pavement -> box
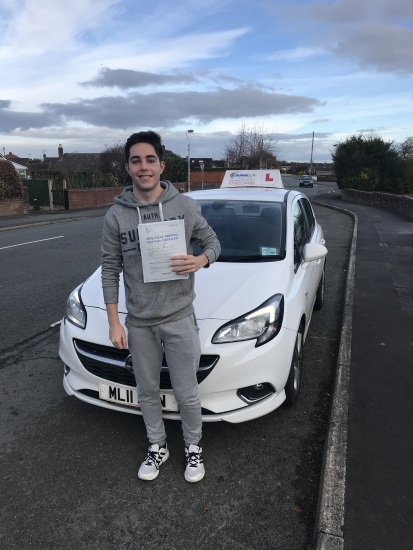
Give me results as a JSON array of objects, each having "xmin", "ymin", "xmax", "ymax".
[
  {"xmin": 313, "ymin": 194, "xmax": 413, "ymax": 550},
  {"xmin": 2, "ymin": 196, "xmax": 413, "ymax": 550},
  {"xmin": 0, "ymin": 205, "xmax": 110, "ymax": 231}
]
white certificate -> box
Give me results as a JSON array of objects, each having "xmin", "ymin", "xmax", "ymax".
[{"xmin": 138, "ymin": 219, "xmax": 189, "ymax": 283}]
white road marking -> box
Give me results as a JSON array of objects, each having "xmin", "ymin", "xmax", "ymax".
[
  {"xmin": 50, "ymin": 320, "xmax": 62, "ymax": 327},
  {"xmin": 0, "ymin": 236, "xmax": 64, "ymax": 250}
]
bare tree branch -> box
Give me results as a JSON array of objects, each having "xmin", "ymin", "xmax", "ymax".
[{"xmin": 224, "ymin": 123, "xmax": 279, "ymax": 169}]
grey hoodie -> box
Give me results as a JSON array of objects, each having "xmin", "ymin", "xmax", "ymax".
[{"xmin": 101, "ymin": 182, "xmax": 221, "ymax": 327}]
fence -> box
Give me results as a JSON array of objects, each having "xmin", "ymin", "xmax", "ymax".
[{"xmin": 24, "ymin": 180, "xmax": 50, "ymax": 207}]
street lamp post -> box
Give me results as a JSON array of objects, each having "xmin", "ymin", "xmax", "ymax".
[
  {"xmin": 199, "ymin": 160, "xmax": 204, "ymax": 189},
  {"xmin": 186, "ymin": 129, "xmax": 193, "ymax": 192}
]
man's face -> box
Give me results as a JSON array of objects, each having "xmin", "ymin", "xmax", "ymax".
[{"xmin": 125, "ymin": 142, "xmax": 165, "ymax": 195}]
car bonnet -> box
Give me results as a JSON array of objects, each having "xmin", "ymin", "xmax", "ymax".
[
  {"xmin": 80, "ymin": 262, "xmax": 291, "ymax": 321},
  {"xmin": 193, "ymin": 260, "xmax": 291, "ymax": 320}
]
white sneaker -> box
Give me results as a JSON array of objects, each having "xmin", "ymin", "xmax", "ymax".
[
  {"xmin": 138, "ymin": 443, "xmax": 169, "ymax": 481},
  {"xmin": 184, "ymin": 444, "xmax": 205, "ymax": 483}
]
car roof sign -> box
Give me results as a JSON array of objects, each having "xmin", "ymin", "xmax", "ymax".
[{"xmin": 220, "ymin": 170, "xmax": 284, "ymax": 189}]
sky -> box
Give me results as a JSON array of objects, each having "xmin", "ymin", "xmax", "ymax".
[{"xmin": 0, "ymin": 0, "xmax": 412, "ymax": 163}]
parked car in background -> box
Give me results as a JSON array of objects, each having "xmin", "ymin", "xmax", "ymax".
[
  {"xmin": 299, "ymin": 175, "xmax": 314, "ymax": 188},
  {"xmin": 59, "ymin": 173, "xmax": 327, "ymax": 423}
]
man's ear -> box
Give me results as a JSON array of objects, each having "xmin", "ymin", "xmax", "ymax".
[
  {"xmin": 160, "ymin": 161, "xmax": 165, "ymax": 173},
  {"xmin": 125, "ymin": 163, "xmax": 130, "ymax": 174}
]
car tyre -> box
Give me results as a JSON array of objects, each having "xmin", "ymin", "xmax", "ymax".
[
  {"xmin": 314, "ymin": 267, "xmax": 325, "ymax": 310},
  {"xmin": 284, "ymin": 323, "xmax": 304, "ymax": 407}
]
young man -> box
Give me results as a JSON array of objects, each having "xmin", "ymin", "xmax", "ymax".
[{"xmin": 101, "ymin": 131, "xmax": 220, "ymax": 482}]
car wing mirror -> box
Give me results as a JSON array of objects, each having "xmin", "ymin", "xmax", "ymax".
[{"xmin": 303, "ymin": 243, "xmax": 328, "ymax": 263}]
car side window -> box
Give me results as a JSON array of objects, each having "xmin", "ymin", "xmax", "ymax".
[
  {"xmin": 300, "ymin": 198, "xmax": 315, "ymax": 237},
  {"xmin": 293, "ymin": 202, "xmax": 308, "ymax": 270}
]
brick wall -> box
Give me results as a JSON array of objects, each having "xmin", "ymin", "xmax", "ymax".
[
  {"xmin": 0, "ymin": 192, "xmax": 30, "ymax": 217},
  {"xmin": 66, "ymin": 178, "xmax": 226, "ymax": 209},
  {"xmin": 190, "ymin": 171, "xmax": 225, "ymax": 188},
  {"xmin": 67, "ymin": 187, "xmax": 125, "ymax": 209},
  {"xmin": 342, "ymin": 188, "xmax": 413, "ymax": 220}
]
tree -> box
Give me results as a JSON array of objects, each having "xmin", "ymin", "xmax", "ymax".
[
  {"xmin": 293, "ymin": 163, "xmax": 309, "ymax": 175},
  {"xmin": 397, "ymin": 137, "xmax": 413, "ymax": 162},
  {"xmin": 58, "ymin": 153, "xmax": 80, "ymax": 188},
  {"xmin": 162, "ymin": 151, "xmax": 187, "ymax": 183},
  {"xmin": 332, "ymin": 133, "xmax": 411, "ymax": 193},
  {"xmin": 224, "ymin": 123, "xmax": 278, "ymax": 169},
  {"xmin": 0, "ymin": 159, "xmax": 24, "ymax": 199},
  {"xmin": 100, "ymin": 142, "xmax": 131, "ymax": 187}
]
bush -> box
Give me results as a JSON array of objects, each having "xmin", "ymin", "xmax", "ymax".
[
  {"xmin": 332, "ymin": 134, "xmax": 413, "ymax": 194},
  {"xmin": 163, "ymin": 151, "xmax": 187, "ymax": 183},
  {"xmin": 30, "ymin": 169, "xmax": 64, "ymax": 187},
  {"xmin": 0, "ymin": 160, "xmax": 24, "ymax": 198}
]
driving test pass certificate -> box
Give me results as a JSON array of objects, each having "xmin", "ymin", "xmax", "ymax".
[{"xmin": 138, "ymin": 219, "xmax": 189, "ymax": 283}]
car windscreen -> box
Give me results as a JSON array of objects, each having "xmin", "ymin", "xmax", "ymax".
[{"xmin": 193, "ymin": 199, "xmax": 285, "ymax": 262}]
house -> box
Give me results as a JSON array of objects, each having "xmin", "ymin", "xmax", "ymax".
[
  {"xmin": 0, "ymin": 153, "xmax": 29, "ymax": 178},
  {"xmin": 4, "ymin": 145, "xmax": 101, "ymax": 182},
  {"xmin": 190, "ymin": 157, "xmax": 228, "ymax": 169}
]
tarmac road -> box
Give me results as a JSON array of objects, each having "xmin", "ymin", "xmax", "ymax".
[{"xmin": 0, "ymin": 203, "xmax": 352, "ymax": 550}]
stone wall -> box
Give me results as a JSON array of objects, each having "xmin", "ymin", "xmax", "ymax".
[{"xmin": 341, "ymin": 188, "xmax": 413, "ymax": 220}]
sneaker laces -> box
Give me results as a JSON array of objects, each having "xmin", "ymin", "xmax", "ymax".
[
  {"xmin": 186, "ymin": 448, "xmax": 203, "ymax": 468},
  {"xmin": 144, "ymin": 447, "xmax": 164, "ymax": 469}
]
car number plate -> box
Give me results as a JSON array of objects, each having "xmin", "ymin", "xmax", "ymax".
[{"xmin": 99, "ymin": 383, "xmax": 178, "ymax": 412}]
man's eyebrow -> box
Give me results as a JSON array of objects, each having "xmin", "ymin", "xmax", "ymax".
[{"xmin": 129, "ymin": 154, "xmax": 158, "ymax": 161}]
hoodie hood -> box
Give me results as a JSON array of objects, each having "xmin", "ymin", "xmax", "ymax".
[{"xmin": 114, "ymin": 180, "xmax": 178, "ymax": 209}]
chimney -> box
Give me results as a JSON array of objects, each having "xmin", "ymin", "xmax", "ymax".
[{"xmin": 58, "ymin": 144, "xmax": 63, "ymax": 160}]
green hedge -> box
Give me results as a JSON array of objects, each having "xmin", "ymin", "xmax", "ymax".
[{"xmin": 0, "ymin": 160, "xmax": 24, "ymax": 198}]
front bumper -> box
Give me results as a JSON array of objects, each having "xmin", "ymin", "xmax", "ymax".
[
  {"xmin": 59, "ymin": 309, "xmax": 296, "ymax": 423},
  {"xmin": 63, "ymin": 374, "xmax": 286, "ymax": 423}
]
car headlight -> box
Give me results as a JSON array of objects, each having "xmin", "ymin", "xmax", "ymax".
[
  {"xmin": 212, "ymin": 294, "xmax": 284, "ymax": 347},
  {"xmin": 65, "ymin": 284, "xmax": 87, "ymax": 329}
]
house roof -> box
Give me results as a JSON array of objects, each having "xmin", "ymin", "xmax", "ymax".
[
  {"xmin": 0, "ymin": 154, "xmax": 27, "ymax": 171},
  {"xmin": 11, "ymin": 161, "xmax": 28, "ymax": 171}
]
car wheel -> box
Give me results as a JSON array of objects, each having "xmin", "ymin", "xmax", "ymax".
[
  {"xmin": 284, "ymin": 323, "xmax": 304, "ymax": 407},
  {"xmin": 314, "ymin": 267, "xmax": 325, "ymax": 310}
]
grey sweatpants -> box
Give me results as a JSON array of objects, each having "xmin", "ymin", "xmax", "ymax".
[{"xmin": 126, "ymin": 314, "xmax": 202, "ymax": 447}]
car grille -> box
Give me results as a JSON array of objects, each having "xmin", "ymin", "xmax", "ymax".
[{"xmin": 74, "ymin": 339, "xmax": 219, "ymax": 390}]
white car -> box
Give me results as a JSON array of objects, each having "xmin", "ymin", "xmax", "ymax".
[{"xmin": 59, "ymin": 185, "xmax": 327, "ymax": 423}]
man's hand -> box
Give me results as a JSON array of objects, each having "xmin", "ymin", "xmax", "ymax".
[
  {"xmin": 109, "ymin": 323, "xmax": 128, "ymax": 349},
  {"xmin": 106, "ymin": 303, "xmax": 128, "ymax": 349},
  {"xmin": 170, "ymin": 254, "xmax": 209, "ymax": 274}
]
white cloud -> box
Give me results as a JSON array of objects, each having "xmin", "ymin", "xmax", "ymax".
[
  {"xmin": 3, "ymin": 0, "xmax": 121, "ymax": 55},
  {"xmin": 266, "ymin": 47, "xmax": 325, "ymax": 62}
]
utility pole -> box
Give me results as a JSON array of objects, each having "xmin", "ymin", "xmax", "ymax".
[
  {"xmin": 309, "ymin": 131, "xmax": 314, "ymax": 175},
  {"xmin": 186, "ymin": 130, "xmax": 193, "ymax": 192},
  {"xmin": 199, "ymin": 160, "xmax": 204, "ymax": 189}
]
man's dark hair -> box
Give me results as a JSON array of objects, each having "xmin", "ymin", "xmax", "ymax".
[{"xmin": 125, "ymin": 131, "xmax": 164, "ymax": 163}]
